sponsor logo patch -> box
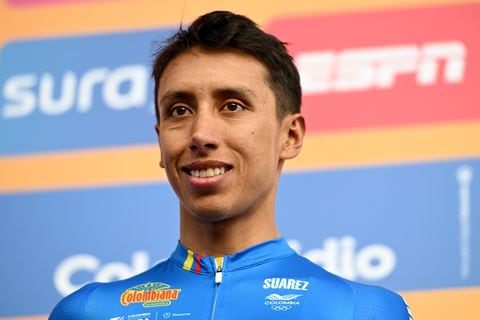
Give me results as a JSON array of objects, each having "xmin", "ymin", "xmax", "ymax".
[
  {"xmin": 110, "ymin": 313, "xmax": 152, "ymax": 320},
  {"xmin": 163, "ymin": 312, "xmax": 192, "ymax": 319},
  {"xmin": 120, "ymin": 282, "xmax": 181, "ymax": 308},
  {"xmin": 264, "ymin": 293, "xmax": 302, "ymax": 312}
]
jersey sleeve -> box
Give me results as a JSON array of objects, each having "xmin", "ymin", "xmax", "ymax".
[
  {"xmin": 49, "ymin": 282, "xmax": 99, "ymax": 320},
  {"xmin": 350, "ymin": 283, "xmax": 413, "ymax": 320}
]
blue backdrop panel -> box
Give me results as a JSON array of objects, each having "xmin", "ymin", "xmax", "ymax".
[{"xmin": 1, "ymin": 158, "xmax": 479, "ymax": 316}]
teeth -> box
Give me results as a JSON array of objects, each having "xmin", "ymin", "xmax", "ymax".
[{"xmin": 189, "ymin": 167, "xmax": 228, "ymax": 178}]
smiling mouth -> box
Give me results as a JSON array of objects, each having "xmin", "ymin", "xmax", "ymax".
[{"xmin": 182, "ymin": 165, "xmax": 233, "ymax": 178}]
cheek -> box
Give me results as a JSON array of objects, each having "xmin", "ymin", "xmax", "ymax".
[
  {"xmin": 245, "ymin": 127, "xmax": 281, "ymax": 164},
  {"xmin": 159, "ymin": 134, "xmax": 182, "ymax": 167}
]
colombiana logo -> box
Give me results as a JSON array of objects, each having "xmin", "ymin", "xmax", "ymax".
[
  {"xmin": 120, "ymin": 282, "xmax": 181, "ymax": 308},
  {"xmin": 264, "ymin": 293, "xmax": 302, "ymax": 311}
]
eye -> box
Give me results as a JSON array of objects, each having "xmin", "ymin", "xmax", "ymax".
[
  {"xmin": 222, "ymin": 101, "xmax": 244, "ymax": 112},
  {"xmin": 170, "ymin": 106, "xmax": 191, "ymax": 117}
]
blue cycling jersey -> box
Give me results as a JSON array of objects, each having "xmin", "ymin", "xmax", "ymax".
[{"xmin": 50, "ymin": 238, "xmax": 412, "ymax": 320}]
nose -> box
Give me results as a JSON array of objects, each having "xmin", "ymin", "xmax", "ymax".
[{"xmin": 189, "ymin": 110, "xmax": 219, "ymax": 154}]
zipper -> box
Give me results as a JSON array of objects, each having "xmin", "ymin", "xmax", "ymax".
[{"xmin": 210, "ymin": 257, "xmax": 224, "ymax": 320}]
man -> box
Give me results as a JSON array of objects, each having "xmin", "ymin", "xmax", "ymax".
[{"xmin": 50, "ymin": 11, "xmax": 412, "ymax": 319}]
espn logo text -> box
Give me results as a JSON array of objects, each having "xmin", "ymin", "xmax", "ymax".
[
  {"xmin": 298, "ymin": 41, "xmax": 465, "ymax": 94},
  {"xmin": 268, "ymin": 4, "xmax": 480, "ymax": 131}
]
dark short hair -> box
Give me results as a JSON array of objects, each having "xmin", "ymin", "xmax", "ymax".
[{"xmin": 152, "ymin": 10, "xmax": 301, "ymax": 123}]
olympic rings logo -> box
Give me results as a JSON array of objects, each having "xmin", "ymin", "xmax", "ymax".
[{"xmin": 271, "ymin": 305, "xmax": 292, "ymax": 311}]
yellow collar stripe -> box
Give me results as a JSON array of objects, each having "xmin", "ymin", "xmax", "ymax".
[{"xmin": 183, "ymin": 249, "xmax": 194, "ymax": 271}]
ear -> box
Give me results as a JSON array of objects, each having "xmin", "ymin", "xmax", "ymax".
[
  {"xmin": 280, "ymin": 113, "xmax": 306, "ymax": 160},
  {"xmin": 155, "ymin": 124, "xmax": 165, "ymax": 168}
]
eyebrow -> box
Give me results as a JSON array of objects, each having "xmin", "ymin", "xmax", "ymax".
[
  {"xmin": 212, "ymin": 86, "xmax": 258, "ymax": 101},
  {"xmin": 158, "ymin": 86, "xmax": 258, "ymax": 107},
  {"xmin": 158, "ymin": 91, "xmax": 195, "ymax": 107}
]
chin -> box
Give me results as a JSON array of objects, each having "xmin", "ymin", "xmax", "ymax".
[
  {"xmin": 191, "ymin": 210, "xmax": 235, "ymax": 223},
  {"xmin": 185, "ymin": 204, "xmax": 240, "ymax": 223}
]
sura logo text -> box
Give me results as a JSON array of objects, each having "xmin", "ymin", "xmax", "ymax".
[
  {"xmin": 2, "ymin": 64, "xmax": 150, "ymax": 119},
  {"xmin": 297, "ymin": 41, "xmax": 466, "ymax": 94}
]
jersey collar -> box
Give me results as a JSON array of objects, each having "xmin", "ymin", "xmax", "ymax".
[{"xmin": 170, "ymin": 238, "xmax": 296, "ymax": 275}]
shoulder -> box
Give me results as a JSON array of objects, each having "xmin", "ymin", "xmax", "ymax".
[
  {"xmin": 289, "ymin": 254, "xmax": 412, "ymax": 319},
  {"xmin": 49, "ymin": 260, "xmax": 170, "ymax": 319},
  {"xmin": 49, "ymin": 282, "xmax": 100, "ymax": 320},
  {"xmin": 344, "ymin": 280, "xmax": 412, "ymax": 320}
]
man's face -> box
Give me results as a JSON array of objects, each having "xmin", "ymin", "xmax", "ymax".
[{"xmin": 156, "ymin": 47, "xmax": 296, "ymax": 222}]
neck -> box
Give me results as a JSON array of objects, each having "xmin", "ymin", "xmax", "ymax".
[{"xmin": 179, "ymin": 207, "xmax": 280, "ymax": 257}]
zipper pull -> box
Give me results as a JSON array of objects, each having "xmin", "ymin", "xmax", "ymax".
[
  {"xmin": 214, "ymin": 257, "xmax": 224, "ymax": 284},
  {"xmin": 215, "ymin": 265, "xmax": 223, "ymax": 284}
]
